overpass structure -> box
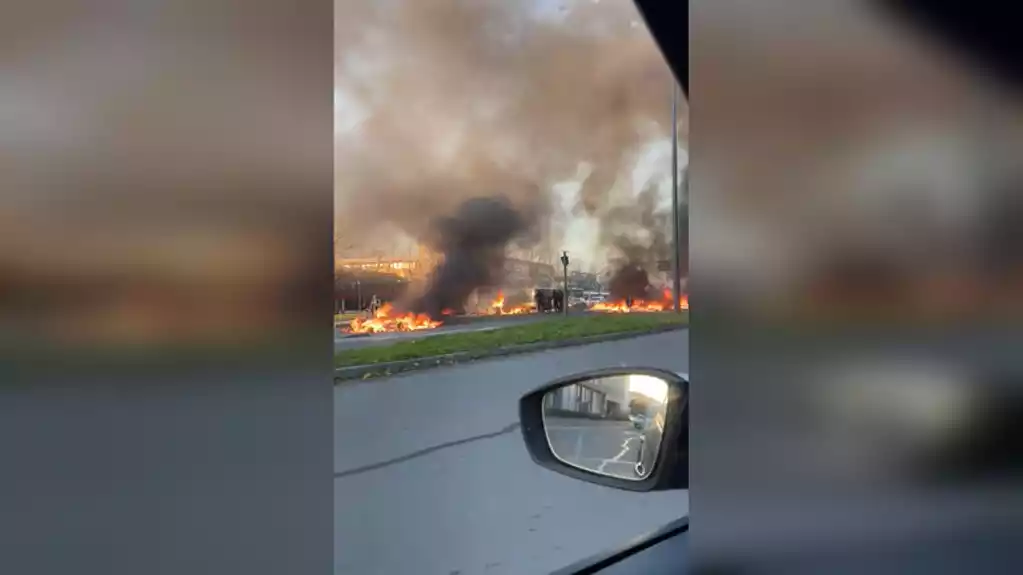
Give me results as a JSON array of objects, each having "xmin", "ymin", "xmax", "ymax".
[
  {"xmin": 336, "ymin": 257, "xmax": 424, "ymax": 280},
  {"xmin": 336, "ymin": 252, "xmax": 555, "ymax": 286}
]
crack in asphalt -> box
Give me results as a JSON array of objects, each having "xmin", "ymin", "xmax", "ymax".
[{"xmin": 334, "ymin": 421, "xmax": 522, "ymax": 479}]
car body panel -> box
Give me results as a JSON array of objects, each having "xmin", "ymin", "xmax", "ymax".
[{"xmin": 549, "ymin": 518, "xmax": 688, "ymax": 575}]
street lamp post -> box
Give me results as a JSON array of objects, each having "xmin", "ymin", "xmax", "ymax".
[
  {"xmin": 671, "ymin": 79, "xmax": 683, "ymax": 314},
  {"xmin": 560, "ymin": 251, "xmax": 570, "ymax": 316},
  {"xmin": 355, "ymin": 280, "xmax": 362, "ymax": 311}
]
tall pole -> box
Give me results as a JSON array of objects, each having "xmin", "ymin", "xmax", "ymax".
[
  {"xmin": 560, "ymin": 251, "xmax": 570, "ymax": 317},
  {"xmin": 671, "ymin": 80, "xmax": 682, "ymax": 314}
]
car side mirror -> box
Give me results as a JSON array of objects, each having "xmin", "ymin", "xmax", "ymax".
[{"xmin": 519, "ymin": 367, "xmax": 688, "ymax": 491}]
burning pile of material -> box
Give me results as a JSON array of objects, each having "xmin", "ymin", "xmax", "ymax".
[
  {"xmin": 347, "ymin": 303, "xmax": 442, "ymax": 334},
  {"xmin": 488, "ymin": 290, "xmax": 533, "ymax": 315},
  {"xmin": 589, "ymin": 257, "xmax": 688, "ymax": 313},
  {"xmin": 591, "ymin": 288, "xmax": 689, "ymax": 313}
]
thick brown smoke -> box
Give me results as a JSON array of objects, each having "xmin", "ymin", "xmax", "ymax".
[{"xmin": 334, "ymin": 0, "xmax": 678, "ymax": 276}]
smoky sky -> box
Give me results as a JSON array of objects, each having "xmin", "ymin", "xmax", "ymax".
[{"xmin": 334, "ymin": 0, "xmax": 683, "ymax": 261}]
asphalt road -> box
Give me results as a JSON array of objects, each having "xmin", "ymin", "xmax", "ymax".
[
  {"xmin": 334, "ymin": 329, "xmax": 688, "ymax": 575},
  {"xmin": 545, "ymin": 417, "xmax": 645, "ymax": 480}
]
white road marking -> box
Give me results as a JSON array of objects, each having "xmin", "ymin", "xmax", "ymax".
[
  {"xmin": 597, "ymin": 436, "xmax": 640, "ymax": 474},
  {"xmin": 546, "ymin": 425, "xmax": 636, "ymax": 432}
]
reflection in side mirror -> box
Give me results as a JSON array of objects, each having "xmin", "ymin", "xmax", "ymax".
[{"xmin": 541, "ymin": 373, "xmax": 669, "ymax": 481}]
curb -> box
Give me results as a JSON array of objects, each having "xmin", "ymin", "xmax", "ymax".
[
  {"xmin": 337, "ymin": 332, "xmax": 371, "ymax": 339},
  {"xmin": 334, "ymin": 323, "xmax": 687, "ymax": 382}
]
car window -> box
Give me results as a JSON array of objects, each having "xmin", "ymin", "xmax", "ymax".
[{"xmin": 334, "ymin": 0, "xmax": 687, "ymax": 573}]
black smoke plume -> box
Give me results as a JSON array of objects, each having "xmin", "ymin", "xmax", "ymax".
[
  {"xmin": 608, "ymin": 263, "xmax": 658, "ymax": 302},
  {"xmin": 594, "ymin": 183, "xmax": 685, "ymax": 302},
  {"xmin": 409, "ymin": 196, "xmax": 532, "ymax": 317}
]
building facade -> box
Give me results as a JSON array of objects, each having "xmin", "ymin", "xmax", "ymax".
[
  {"xmin": 543, "ymin": 376, "xmax": 630, "ymax": 419},
  {"xmin": 504, "ymin": 257, "xmax": 556, "ymax": 288}
]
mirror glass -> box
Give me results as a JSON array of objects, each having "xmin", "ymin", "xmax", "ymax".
[{"xmin": 541, "ymin": 373, "xmax": 670, "ymax": 480}]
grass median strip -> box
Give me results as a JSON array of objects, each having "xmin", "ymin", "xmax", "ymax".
[{"xmin": 335, "ymin": 312, "xmax": 687, "ymax": 369}]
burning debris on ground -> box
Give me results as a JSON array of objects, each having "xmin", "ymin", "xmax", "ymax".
[
  {"xmin": 590, "ymin": 260, "xmax": 688, "ymax": 313},
  {"xmin": 347, "ymin": 303, "xmax": 442, "ymax": 334},
  {"xmin": 590, "ymin": 289, "xmax": 689, "ymax": 313},
  {"xmin": 487, "ymin": 290, "xmax": 534, "ymax": 315}
]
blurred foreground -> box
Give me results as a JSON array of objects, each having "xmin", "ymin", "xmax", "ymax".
[{"xmin": 691, "ymin": 1, "xmax": 1023, "ymax": 571}]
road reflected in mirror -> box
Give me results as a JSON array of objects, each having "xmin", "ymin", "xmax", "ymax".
[{"xmin": 542, "ymin": 373, "xmax": 669, "ymax": 480}]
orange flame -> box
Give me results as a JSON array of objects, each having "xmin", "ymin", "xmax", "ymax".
[
  {"xmin": 590, "ymin": 292, "xmax": 688, "ymax": 314},
  {"xmin": 591, "ymin": 300, "xmax": 634, "ymax": 313},
  {"xmin": 491, "ymin": 291, "xmax": 505, "ymax": 310},
  {"xmin": 346, "ymin": 303, "xmax": 442, "ymax": 334},
  {"xmin": 488, "ymin": 290, "xmax": 532, "ymax": 315}
]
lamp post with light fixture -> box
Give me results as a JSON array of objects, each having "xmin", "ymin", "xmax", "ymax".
[{"xmin": 560, "ymin": 251, "xmax": 570, "ymax": 316}]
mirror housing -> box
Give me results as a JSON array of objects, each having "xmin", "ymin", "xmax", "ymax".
[{"xmin": 519, "ymin": 367, "xmax": 688, "ymax": 492}]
